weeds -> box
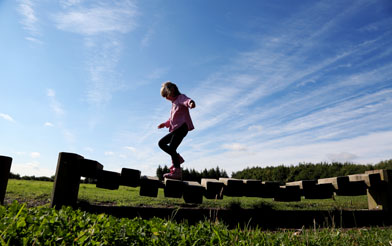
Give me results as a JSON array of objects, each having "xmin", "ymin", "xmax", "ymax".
[{"xmin": 1, "ymin": 201, "xmax": 392, "ymax": 245}]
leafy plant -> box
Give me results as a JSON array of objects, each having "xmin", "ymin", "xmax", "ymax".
[{"xmin": 1, "ymin": 201, "xmax": 392, "ymax": 245}]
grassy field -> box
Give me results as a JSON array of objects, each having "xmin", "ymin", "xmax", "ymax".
[
  {"xmin": 1, "ymin": 201, "xmax": 391, "ymax": 245},
  {"xmin": 5, "ymin": 179, "xmax": 369, "ymax": 210},
  {"xmin": 2, "ymin": 179, "xmax": 392, "ymax": 245}
]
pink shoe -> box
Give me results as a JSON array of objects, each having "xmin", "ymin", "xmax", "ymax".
[{"xmin": 163, "ymin": 167, "xmax": 182, "ymax": 180}]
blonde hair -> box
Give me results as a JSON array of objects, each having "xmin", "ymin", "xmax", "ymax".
[{"xmin": 160, "ymin": 81, "xmax": 180, "ymax": 98}]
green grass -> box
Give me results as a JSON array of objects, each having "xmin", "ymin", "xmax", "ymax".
[
  {"xmin": 2, "ymin": 180, "xmax": 391, "ymax": 245},
  {"xmin": 1, "ymin": 201, "xmax": 392, "ymax": 245},
  {"xmin": 5, "ymin": 179, "xmax": 369, "ymax": 211}
]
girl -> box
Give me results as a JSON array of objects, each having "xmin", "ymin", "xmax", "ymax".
[{"xmin": 158, "ymin": 81, "xmax": 195, "ymax": 180}]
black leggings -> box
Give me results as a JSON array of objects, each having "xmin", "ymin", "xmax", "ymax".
[{"xmin": 158, "ymin": 123, "xmax": 188, "ymax": 167}]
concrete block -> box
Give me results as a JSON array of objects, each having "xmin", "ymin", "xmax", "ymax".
[
  {"xmin": 308, "ymin": 183, "xmax": 334, "ymax": 199},
  {"xmin": 318, "ymin": 176, "xmax": 349, "ymax": 191},
  {"xmin": 51, "ymin": 152, "xmax": 84, "ymax": 208},
  {"xmin": 366, "ymin": 169, "xmax": 391, "ymax": 182},
  {"xmin": 96, "ymin": 170, "xmax": 121, "ymax": 190},
  {"xmin": 183, "ymin": 181, "xmax": 204, "ymax": 204},
  {"xmin": 164, "ymin": 178, "xmax": 184, "ymax": 198},
  {"xmin": 274, "ymin": 185, "xmax": 301, "ymax": 202},
  {"xmin": 0, "ymin": 155, "xmax": 12, "ymax": 205},
  {"xmin": 261, "ymin": 181, "xmax": 280, "ymax": 198},
  {"xmin": 287, "ymin": 180, "xmax": 335, "ymax": 199},
  {"xmin": 348, "ymin": 173, "xmax": 382, "ymax": 188},
  {"xmin": 201, "ymin": 178, "xmax": 224, "ymax": 199},
  {"xmin": 365, "ymin": 170, "xmax": 392, "ymax": 211},
  {"xmin": 336, "ymin": 180, "xmax": 367, "ymax": 196},
  {"xmin": 243, "ymin": 179, "xmax": 262, "ymax": 197},
  {"xmin": 120, "ymin": 168, "xmax": 141, "ymax": 187},
  {"xmin": 78, "ymin": 159, "xmax": 103, "ymax": 179},
  {"xmin": 139, "ymin": 176, "xmax": 160, "ymax": 197},
  {"xmin": 286, "ymin": 180, "xmax": 310, "ymax": 196},
  {"xmin": 219, "ymin": 178, "xmax": 244, "ymax": 197},
  {"xmin": 318, "ymin": 176, "xmax": 367, "ymax": 196}
]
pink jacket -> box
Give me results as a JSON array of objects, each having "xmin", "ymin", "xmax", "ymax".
[{"xmin": 164, "ymin": 94, "xmax": 195, "ymax": 132}]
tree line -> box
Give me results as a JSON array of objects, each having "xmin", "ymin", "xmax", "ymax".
[
  {"xmin": 8, "ymin": 173, "xmax": 54, "ymax": 182},
  {"xmin": 231, "ymin": 159, "xmax": 392, "ymax": 183}
]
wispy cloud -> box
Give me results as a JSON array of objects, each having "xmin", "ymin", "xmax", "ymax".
[
  {"xmin": 17, "ymin": 0, "xmax": 41, "ymax": 43},
  {"xmin": 11, "ymin": 161, "xmax": 54, "ymax": 177},
  {"xmin": 53, "ymin": 1, "xmax": 139, "ymax": 106},
  {"xmin": 44, "ymin": 122, "xmax": 54, "ymax": 127},
  {"xmin": 47, "ymin": 89, "xmax": 65, "ymax": 116},
  {"xmin": 0, "ymin": 113, "xmax": 15, "ymax": 122},
  {"xmin": 183, "ymin": 0, "xmax": 392, "ymax": 171},
  {"xmin": 53, "ymin": 2, "xmax": 138, "ymax": 35},
  {"xmin": 31, "ymin": 152, "xmax": 41, "ymax": 158}
]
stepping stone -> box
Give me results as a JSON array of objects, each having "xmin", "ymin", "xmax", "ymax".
[
  {"xmin": 274, "ymin": 185, "xmax": 301, "ymax": 202},
  {"xmin": 311, "ymin": 183, "xmax": 335, "ymax": 199},
  {"xmin": 51, "ymin": 152, "xmax": 84, "ymax": 208},
  {"xmin": 120, "ymin": 168, "xmax": 141, "ymax": 187},
  {"xmin": 337, "ymin": 180, "xmax": 367, "ymax": 196},
  {"xmin": 164, "ymin": 178, "xmax": 184, "ymax": 198},
  {"xmin": 365, "ymin": 169, "xmax": 392, "ymax": 210},
  {"xmin": 183, "ymin": 181, "xmax": 204, "ymax": 204},
  {"xmin": 348, "ymin": 173, "xmax": 382, "ymax": 188},
  {"xmin": 318, "ymin": 176, "xmax": 369, "ymax": 196},
  {"xmin": 318, "ymin": 176, "xmax": 348, "ymax": 191},
  {"xmin": 139, "ymin": 176, "xmax": 160, "ymax": 197},
  {"xmin": 219, "ymin": 178, "xmax": 244, "ymax": 197},
  {"xmin": 96, "ymin": 170, "xmax": 121, "ymax": 190},
  {"xmin": 286, "ymin": 180, "xmax": 334, "ymax": 199},
  {"xmin": 78, "ymin": 159, "xmax": 103, "ymax": 179},
  {"xmin": 0, "ymin": 155, "xmax": 12, "ymax": 205},
  {"xmin": 201, "ymin": 178, "xmax": 224, "ymax": 199},
  {"xmin": 261, "ymin": 181, "xmax": 280, "ymax": 198},
  {"xmin": 243, "ymin": 179, "xmax": 262, "ymax": 197}
]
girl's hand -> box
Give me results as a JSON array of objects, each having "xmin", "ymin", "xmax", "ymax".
[
  {"xmin": 158, "ymin": 123, "xmax": 166, "ymax": 129},
  {"xmin": 189, "ymin": 100, "xmax": 196, "ymax": 108}
]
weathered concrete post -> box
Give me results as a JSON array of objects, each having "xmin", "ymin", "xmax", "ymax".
[
  {"xmin": 366, "ymin": 169, "xmax": 392, "ymax": 211},
  {"xmin": 51, "ymin": 152, "xmax": 84, "ymax": 208},
  {"xmin": 0, "ymin": 155, "xmax": 12, "ymax": 205}
]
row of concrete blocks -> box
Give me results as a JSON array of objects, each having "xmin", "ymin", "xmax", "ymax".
[
  {"xmin": 51, "ymin": 152, "xmax": 392, "ymax": 207},
  {"xmin": 3, "ymin": 152, "xmax": 391, "ymax": 210}
]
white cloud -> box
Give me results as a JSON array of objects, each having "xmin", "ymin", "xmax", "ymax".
[
  {"xmin": 124, "ymin": 146, "xmax": 136, "ymax": 152},
  {"xmin": 53, "ymin": 2, "xmax": 138, "ymax": 36},
  {"xmin": 47, "ymin": 88, "xmax": 55, "ymax": 97},
  {"xmin": 11, "ymin": 161, "xmax": 54, "ymax": 177},
  {"xmin": 52, "ymin": 2, "xmax": 140, "ymax": 106},
  {"xmin": 17, "ymin": 0, "xmax": 42, "ymax": 43},
  {"xmin": 0, "ymin": 113, "xmax": 14, "ymax": 122},
  {"xmin": 44, "ymin": 122, "xmax": 54, "ymax": 127},
  {"xmin": 30, "ymin": 152, "xmax": 41, "ymax": 158},
  {"xmin": 18, "ymin": 0, "xmax": 38, "ymax": 33},
  {"xmin": 141, "ymin": 25, "xmax": 155, "ymax": 48},
  {"xmin": 184, "ymin": 131, "xmax": 392, "ymax": 175},
  {"xmin": 47, "ymin": 89, "xmax": 65, "ymax": 116},
  {"xmin": 222, "ymin": 143, "xmax": 247, "ymax": 152},
  {"xmin": 104, "ymin": 151, "xmax": 114, "ymax": 156},
  {"xmin": 248, "ymin": 125, "xmax": 263, "ymax": 132},
  {"xmin": 326, "ymin": 152, "xmax": 358, "ymax": 163},
  {"xmin": 63, "ymin": 130, "xmax": 75, "ymax": 143}
]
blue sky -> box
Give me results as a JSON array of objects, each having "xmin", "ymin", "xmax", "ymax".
[{"xmin": 1, "ymin": 0, "xmax": 392, "ymax": 177}]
